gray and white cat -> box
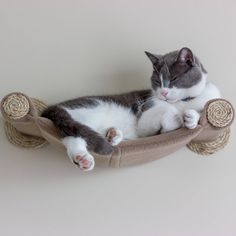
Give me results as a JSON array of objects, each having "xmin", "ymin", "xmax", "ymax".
[{"xmin": 42, "ymin": 47, "xmax": 220, "ymax": 171}]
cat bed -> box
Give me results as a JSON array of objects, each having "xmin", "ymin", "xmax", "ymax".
[{"xmin": 0, "ymin": 92, "xmax": 234, "ymax": 168}]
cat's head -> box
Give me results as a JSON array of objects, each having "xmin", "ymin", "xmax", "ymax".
[{"xmin": 145, "ymin": 47, "xmax": 207, "ymax": 103}]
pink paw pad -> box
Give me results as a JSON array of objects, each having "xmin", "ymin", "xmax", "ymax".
[
  {"xmin": 75, "ymin": 155, "xmax": 83, "ymax": 162},
  {"xmin": 74, "ymin": 155, "xmax": 93, "ymax": 170},
  {"xmin": 106, "ymin": 127, "xmax": 117, "ymax": 143}
]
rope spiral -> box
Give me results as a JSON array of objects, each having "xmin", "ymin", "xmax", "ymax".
[
  {"xmin": 4, "ymin": 121, "xmax": 47, "ymax": 149},
  {"xmin": 2, "ymin": 93, "xmax": 30, "ymax": 120},
  {"xmin": 187, "ymin": 127, "xmax": 230, "ymax": 155},
  {"xmin": 31, "ymin": 98, "xmax": 47, "ymax": 114},
  {"xmin": 4, "ymin": 98, "xmax": 48, "ymax": 149},
  {"xmin": 207, "ymin": 100, "xmax": 234, "ymax": 128}
]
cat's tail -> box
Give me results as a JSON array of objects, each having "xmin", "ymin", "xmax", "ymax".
[{"xmin": 41, "ymin": 106, "xmax": 113, "ymax": 155}]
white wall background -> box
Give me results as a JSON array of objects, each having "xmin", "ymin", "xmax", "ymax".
[{"xmin": 0, "ymin": 0, "xmax": 235, "ymax": 235}]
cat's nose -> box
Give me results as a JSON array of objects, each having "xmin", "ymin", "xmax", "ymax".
[{"xmin": 161, "ymin": 90, "xmax": 168, "ymax": 97}]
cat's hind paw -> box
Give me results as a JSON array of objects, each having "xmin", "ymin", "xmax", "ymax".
[
  {"xmin": 73, "ymin": 153, "xmax": 95, "ymax": 171},
  {"xmin": 63, "ymin": 136, "xmax": 95, "ymax": 171},
  {"xmin": 105, "ymin": 127, "xmax": 123, "ymax": 146},
  {"xmin": 184, "ymin": 109, "xmax": 200, "ymax": 129}
]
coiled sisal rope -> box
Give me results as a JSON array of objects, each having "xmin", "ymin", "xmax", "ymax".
[{"xmin": 2, "ymin": 95, "xmax": 48, "ymax": 148}]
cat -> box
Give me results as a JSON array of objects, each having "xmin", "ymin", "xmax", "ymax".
[
  {"xmin": 137, "ymin": 48, "xmax": 221, "ymax": 136},
  {"xmin": 41, "ymin": 47, "xmax": 221, "ymax": 171}
]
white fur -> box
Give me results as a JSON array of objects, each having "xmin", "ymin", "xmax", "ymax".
[
  {"xmin": 161, "ymin": 108, "xmax": 183, "ymax": 133},
  {"xmin": 183, "ymin": 109, "xmax": 200, "ymax": 129},
  {"xmin": 63, "ymin": 100, "xmax": 138, "ymax": 139},
  {"xmin": 174, "ymin": 81, "xmax": 221, "ymax": 112},
  {"xmin": 62, "ymin": 136, "xmax": 95, "ymax": 171},
  {"xmin": 137, "ymin": 100, "xmax": 178, "ymax": 136}
]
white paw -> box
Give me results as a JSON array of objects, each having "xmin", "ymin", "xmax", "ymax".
[
  {"xmin": 73, "ymin": 152, "xmax": 95, "ymax": 171},
  {"xmin": 161, "ymin": 110, "xmax": 183, "ymax": 133},
  {"xmin": 63, "ymin": 136, "xmax": 95, "ymax": 171},
  {"xmin": 184, "ymin": 109, "xmax": 200, "ymax": 129},
  {"xmin": 67, "ymin": 149, "xmax": 95, "ymax": 171},
  {"xmin": 105, "ymin": 127, "xmax": 123, "ymax": 146}
]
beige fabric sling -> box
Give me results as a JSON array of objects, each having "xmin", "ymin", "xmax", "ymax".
[{"xmin": 0, "ymin": 92, "xmax": 234, "ymax": 168}]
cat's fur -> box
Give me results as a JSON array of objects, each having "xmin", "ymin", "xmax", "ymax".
[{"xmin": 42, "ymin": 47, "xmax": 220, "ymax": 171}]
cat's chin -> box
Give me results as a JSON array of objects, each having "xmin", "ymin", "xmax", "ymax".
[
  {"xmin": 158, "ymin": 97, "xmax": 179, "ymax": 103},
  {"xmin": 166, "ymin": 99, "xmax": 179, "ymax": 104},
  {"xmin": 166, "ymin": 99, "xmax": 179, "ymax": 103}
]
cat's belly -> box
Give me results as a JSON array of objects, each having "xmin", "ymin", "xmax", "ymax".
[{"xmin": 63, "ymin": 100, "xmax": 138, "ymax": 139}]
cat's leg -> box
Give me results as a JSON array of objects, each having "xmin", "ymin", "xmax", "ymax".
[
  {"xmin": 137, "ymin": 107, "xmax": 163, "ymax": 137},
  {"xmin": 137, "ymin": 116, "xmax": 161, "ymax": 137},
  {"xmin": 160, "ymin": 108, "xmax": 183, "ymax": 133},
  {"xmin": 62, "ymin": 136, "xmax": 95, "ymax": 171},
  {"xmin": 183, "ymin": 109, "xmax": 200, "ymax": 129},
  {"xmin": 42, "ymin": 105, "xmax": 113, "ymax": 156},
  {"xmin": 105, "ymin": 127, "xmax": 123, "ymax": 146}
]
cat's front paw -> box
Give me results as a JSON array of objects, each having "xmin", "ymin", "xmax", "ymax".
[
  {"xmin": 105, "ymin": 127, "xmax": 123, "ymax": 146},
  {"xmin": 184, "ymin": 109, "xmax": 200, "ymax": 129}
]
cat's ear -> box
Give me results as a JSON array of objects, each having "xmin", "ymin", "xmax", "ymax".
[
  {"xmin": 145, "ymin": 51, "xmax": 161, "ymax": 66},
  {"xmin": 177, "ymin": 47, "xmax": 195, "ymax": 66}
]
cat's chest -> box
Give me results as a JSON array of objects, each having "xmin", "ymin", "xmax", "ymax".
[
  {"xmin": 63, "ymin": 100, "xmax": 138, "ymax": 138},
  {"xmin": 174, "ymin": 85, "xmax": 221, "ymax": 112}
]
